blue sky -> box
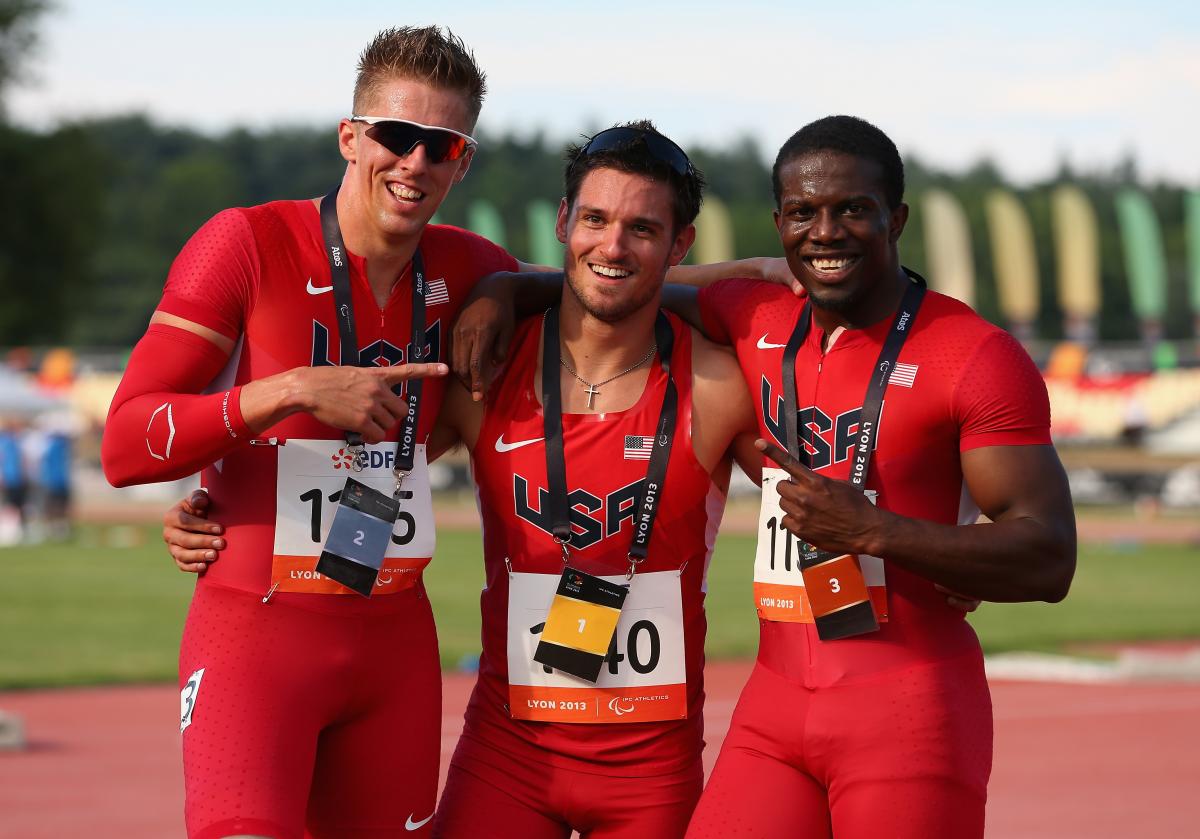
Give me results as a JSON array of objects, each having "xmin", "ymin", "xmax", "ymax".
[{"xmin": 8, "ymin": 1, "xmax": 1199, "ymax": 183}]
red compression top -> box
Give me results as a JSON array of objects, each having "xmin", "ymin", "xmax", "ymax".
[
  {"xmin": 150, "ymin": 200, "xmax": 515, "ymax": 603},
  {"xmin": 700, "ymin": 278, "xmax": 1052, "ymax": 687},
  {"xmin": 464, "ymin": 312, "xmax": 726, "ymax": 776}
]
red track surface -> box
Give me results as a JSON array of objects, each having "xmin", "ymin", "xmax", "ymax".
[{"xmin": 2, "ymin": 663, "xmax": 1198, "ymax": 838}]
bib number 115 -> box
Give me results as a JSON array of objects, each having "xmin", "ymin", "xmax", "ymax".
[{"xmin": 297, "ymin": 487, "xmax": 415, "ymax": 546}]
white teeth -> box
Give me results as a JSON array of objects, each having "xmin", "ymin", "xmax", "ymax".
[
  {"xmin": 590, "ymin": 264, "xmax": 631, "ymax": 278},
  {"xmin": 811, "ymin": 257, "xmax": 853, "ymax": 272},
  {"xmin": 388, "ymin": 183, "xmax": 424, "ymax": 200}
]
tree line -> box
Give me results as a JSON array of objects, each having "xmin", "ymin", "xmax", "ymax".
[{"xmin": 3, "ymin": 114, "xmax": 1195, "ymax": 348}]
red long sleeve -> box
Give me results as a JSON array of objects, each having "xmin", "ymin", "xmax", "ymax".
[{"xmin": 102, "ymin": 324, "xmax": 250, "ymax": 486}]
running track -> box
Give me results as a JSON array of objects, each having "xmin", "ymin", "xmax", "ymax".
[{"xmin": 2, "ymin": 662, "xmax": 1197, "ymax": 838}]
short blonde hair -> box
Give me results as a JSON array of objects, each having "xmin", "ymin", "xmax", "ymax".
[{"xmin": 353, "ymin": 26, "xmax": 486, "ymax": 126}]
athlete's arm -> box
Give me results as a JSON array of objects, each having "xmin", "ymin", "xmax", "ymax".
[
  {"xmin": 660, "ymin": 285, "xmax": 705, "ymax": 336},
  {"xmin": 427, "ymin": 377, "xmax": 484, "ymax": 461},
  {"xmin": 761, "ymin": 440, "xmax": 1075, "ymax": 603},
  {"xmin": 514, "ymin": 260, "xmax": 559, "ymax": 274},
  {"xmin": 689, "ymin": 333, "xmax": 759, "ymax": 477},
  {"xmin": 666, "ymin": 257, "xmax": 800, "ymax": 294},
  {"xmin": 103, "ymin": 319, "xmax": 448, "ymax": 486},
  {"xmin": 730, "ymin": 433, "xmax": 763, "ymax": 487},
  {"xmin": 450, "ymin": 270, "xmax": 560, "ymax": 401},
  {"xmin": 452, "ymin": 259, "xmax": 795, "ymax": 400}
]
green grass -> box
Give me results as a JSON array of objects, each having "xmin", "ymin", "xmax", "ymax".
[{"xmin": 1, "ymin": 525, "xmax": 1197, "ymax": 689}]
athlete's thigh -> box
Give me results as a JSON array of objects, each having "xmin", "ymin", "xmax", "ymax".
[
  {"xmin": 686, "ymin": 664, "xmax": 831, "ymax": 839},
  {"xmin": 686, "ymin": 744, "xmax": 830, "ymax": 839},
  {"xmin": 831, "ymin": 776, "xmax": 985, "ymax": 839},
  {"xmin": 433, "ymin": 752, "xmax": 569, "ymax": 839},
  {"xmin": 822, "ymin": 655, "xmax": 993, "ymax": 839},
  {"xmin": 306, "ymin": 594, "xmax": 443, "ymax": 838},
  {"xmin": 180, "ymin": 585, "xmax": 343, "ymax": 839},
  {"xmin": 576, "ymin": 762, "xmax": 703, "ymax": 839}
]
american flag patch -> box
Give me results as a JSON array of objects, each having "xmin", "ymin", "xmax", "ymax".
[
  {"xmin": 623, "ymin": 435, "xmax": 654, "ymax": 460},
  {"xmin": 425, "ymin": 278, "xmax": 449, "ymax": 305},
  {"xmin": 889, "ymin": 362, "xmax": 918, "ymax": 388}
]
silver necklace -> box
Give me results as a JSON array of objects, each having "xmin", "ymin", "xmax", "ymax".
[{"xmin": 560, "ymin": 343, "xmax": 657, "ymax": 409}]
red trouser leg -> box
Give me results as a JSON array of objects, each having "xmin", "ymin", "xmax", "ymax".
[
  {"xmin": 686, "ymin": 663, "xmax": 831, "ymax": 839},
  {"xmin": 819, "ymin": 654, "xmax": 992, "ymax": 839},
  {"xmin": 180, "ymin": 583, "xmax": 441, "ymax": 839},
  {"xmin": 688, "ymin": 655, "xmax": 992, "ymax": 839},
  {"xmin": 304, "ymin": 588, "xmax": 442, "ymax": 838},
  {"xmin": 435, "ymin": 733, "xmax": 702, "ymax": 839},
  {"xmin": 434, "ymin": 757, "xmax": 569, "ymax": 839}
]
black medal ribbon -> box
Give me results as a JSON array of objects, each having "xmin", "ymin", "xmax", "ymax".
[
  {"xmin": 777, "ymin": 269, "xmax": 926, "ymax": 638},
  {"xmin": 780, "ymin": 268, "xmax": 927, "ymax": 479},
  {"xmin": 319, "ymin": 187, "xmax": 426, "ymax": 476},
  {"xmin": 530, "ymin": 308, "xmax": 678, "ymax": 681},
  {"xmin": 540, "ymin": 308, "xmax": 678, "ymax": 569},
  {"xmin": 312, "ymin": 187, "xmax": 427, "ymax": 596}
]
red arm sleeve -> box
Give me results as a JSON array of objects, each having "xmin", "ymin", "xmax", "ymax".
[
  {"xmin": 955, "ymin": 330, "xmax": 1053, "ymax": 451},
  {"xmin": 102, "ymin": 209, "xmax": 259, "ymax": 486},
  {"xmin": 101, "ymin": 325, "xmax": 251, "ymax": 486}
]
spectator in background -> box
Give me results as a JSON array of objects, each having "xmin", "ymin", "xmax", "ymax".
[
  {"xmin": 0, "ymin": 420, "xmax": 28, "ymax": 545},
  {"xmin": 41, "ymin": 429, "xmax": 73, "ymax": 540},
  {"xmin": 26, "ymin": 415, "xmax": 75, "ymax": 541}
]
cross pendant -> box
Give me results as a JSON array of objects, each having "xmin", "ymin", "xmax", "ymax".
[{"xmin": 585, "ymin": 383, "xmax": 600, "ymax": 409}]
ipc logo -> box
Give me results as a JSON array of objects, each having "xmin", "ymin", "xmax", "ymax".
[{"xmin": 607, "ymin": 697, "xmax": 636, "ymax": 716}]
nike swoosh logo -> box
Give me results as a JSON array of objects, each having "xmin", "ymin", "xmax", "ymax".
[
  {"xmin": 406, "ymin": 813, "xmax": 434, "ymax": 831},
  {"xmin": 757, "ymin": 333, "xmax": 787, "ymax": 350},
  {"xmin": 306, "ymin": 277, "xmax": 333, "ymax": 295},
  {"xmin": 495, "ymin": 434, "xmax": 544, "ymax": 453}
]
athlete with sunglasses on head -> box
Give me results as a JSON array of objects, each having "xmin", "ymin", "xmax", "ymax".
[{"xmin": 424, "ymin": 123, "xmax": 760, "ymax": 838}]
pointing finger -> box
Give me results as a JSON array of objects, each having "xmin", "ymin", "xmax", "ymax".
[
  {"xmin": 754, "ymin": 439, "xmax": 817, "ymax": 483},
  {"xmin": 374, "ymin": 362, "xmax": 449, "ymax": 384}
]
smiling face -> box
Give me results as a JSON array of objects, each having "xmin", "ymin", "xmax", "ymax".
[
  {"xmin": 774, "ymin": 150, "xmax": 908, "ymax": 322},
  {"xmin": 556, "ymin": 167, "xmax": 695, "ymax": 324},
  {"xmin": 338, "ymin": 76, "xmax": 475, "ymax": 246}
]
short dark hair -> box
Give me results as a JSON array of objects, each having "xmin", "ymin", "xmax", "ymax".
[
  {"xmin": 354, "ymin": 27, "xmax": 487, "ymax": 127},
  {"xmin": 563, "ymin": 120, "xmax": 706, "ymax": 232},
  {"xmin": 772, "ymin": 115, "xmax": 904, "ymax": 209}
]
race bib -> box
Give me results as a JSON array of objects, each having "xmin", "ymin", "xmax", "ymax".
[
  {"xmin": 271, "ymin": 439, "xmax": 435, "ymax": 594},
  {"xmin": 753, "ymin": 467, "xmax": 887, "ymax": 622},
  {"xmin": 508, "ymin": 570, "xmax": 686, "ymax": 723}
]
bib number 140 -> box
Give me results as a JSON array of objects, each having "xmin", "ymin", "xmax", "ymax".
[{"xmin": 528, "ymin": 618, "xmax": 662, "ymax": 677}]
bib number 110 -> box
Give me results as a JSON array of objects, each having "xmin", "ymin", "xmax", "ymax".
[{"xmin": 764, "ymin": 516, "xmax": 803, "ymax": 573}]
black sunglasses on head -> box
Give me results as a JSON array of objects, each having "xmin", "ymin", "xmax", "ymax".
[
  {"xmin": 350, "ymin": 116, "xmax": 477, "ymax": 163},
  {"xmin": 578, "ymin": 127, "xmax": 694, "ymax": 177}
]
